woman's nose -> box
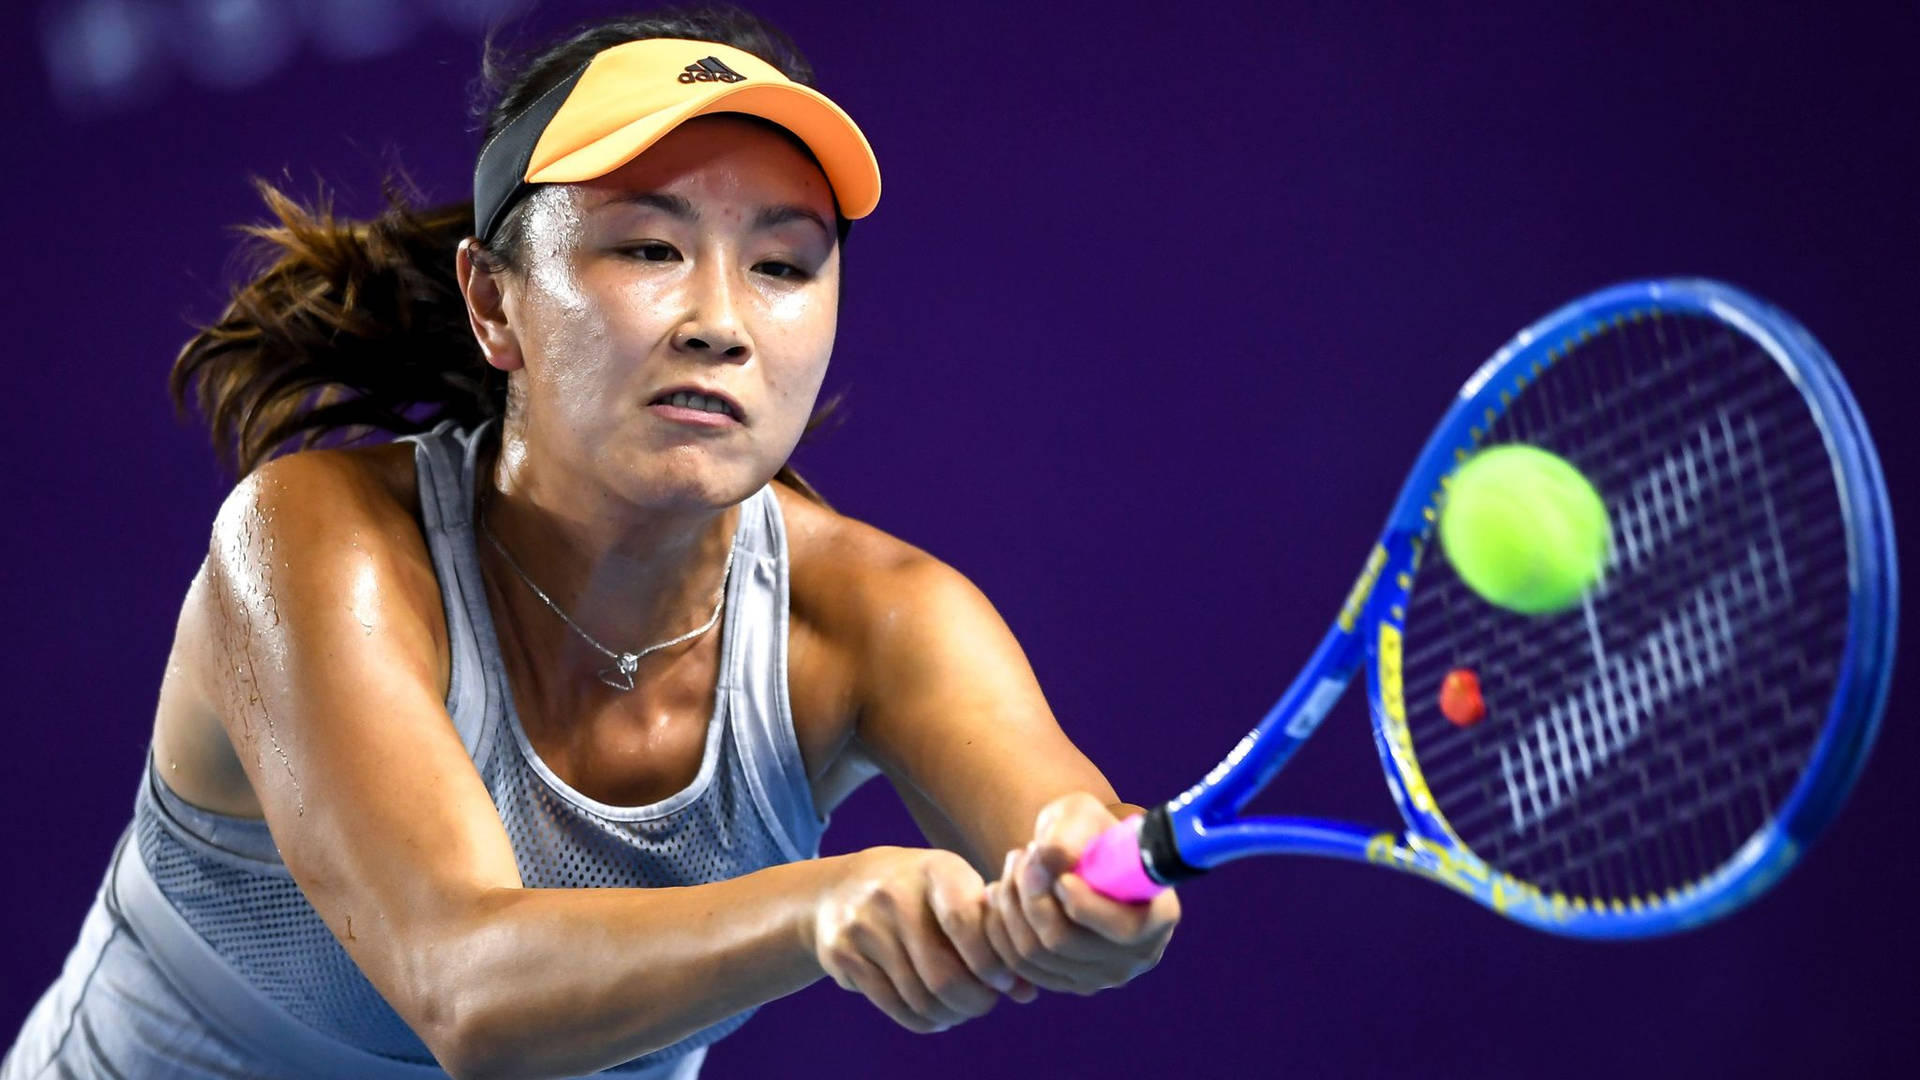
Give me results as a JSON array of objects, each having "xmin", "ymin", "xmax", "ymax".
[
  {"xmin": 674, "ymin": 329, "xmax": 750, "ymax": 358},
  {"xmin": 672, "ymin": 264, "xmax": 752, "ymax": 361}
]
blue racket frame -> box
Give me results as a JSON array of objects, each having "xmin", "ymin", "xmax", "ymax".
[{"xmin": 1154, "ymin": 279, "xmax": 1896, "ymax": 938}]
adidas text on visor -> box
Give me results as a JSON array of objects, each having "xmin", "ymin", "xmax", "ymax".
[{"xmin": 473, "ymin": 39, "xmax": 881, "ymax": 244}]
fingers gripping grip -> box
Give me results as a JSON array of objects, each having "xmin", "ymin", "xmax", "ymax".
[{"xmin": 1074, "ymin": 816, "xmax": 1168, "ymax": 903}]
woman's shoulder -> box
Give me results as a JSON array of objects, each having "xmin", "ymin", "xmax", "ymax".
[
  {"xmin": 208, "ymin": 440, "xmax": 445, "ymax": 631},
  {"xmin": 770, "ymin": 481, "xmax": 976, "ymax": 647},
  {"xmin": 154, "ymin": 440, "xmax": 448, "ymax": 817},
  {"xmin": 227, "ymin": 440, "xmax": 422, "ymax": 532},
  {"xmin": 770, "ymin": 481, "xmax": 957, "ymax": 779},
  {"xmin": 774, "ymin": 481, "xmax": 924, "ymax": 595}
]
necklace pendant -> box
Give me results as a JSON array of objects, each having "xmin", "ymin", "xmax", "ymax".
[{"xmin": 597, "ymin": 654, "xmax": 640, "ymax": 692}]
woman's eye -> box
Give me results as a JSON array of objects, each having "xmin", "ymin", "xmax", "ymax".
[
  {"xmin": 626, "ymin": 242, "xmax": 679, "ymax": 262},
  {"xmin": 755, "ymin": 260, "xmax": 809, "ymax": 280}
]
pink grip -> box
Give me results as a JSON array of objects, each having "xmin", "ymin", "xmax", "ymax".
[{"xmin": 1074, "ymin": 816, "xmax": 1167, "ymax": 903}]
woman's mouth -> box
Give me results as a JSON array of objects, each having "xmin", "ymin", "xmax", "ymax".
[{"xmin": 647, "ymin": 388, "xmax": 744, "ymax": 426}]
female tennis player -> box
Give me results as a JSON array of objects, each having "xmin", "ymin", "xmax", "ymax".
[{"xmin": 2, "ymin": 8, "xmax": 1178, "ymax": 1079}]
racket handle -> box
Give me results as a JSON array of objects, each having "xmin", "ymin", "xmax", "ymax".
[{"xmin": 1075, "ymin": 816, "xmax": 1168, "ymax": 903}]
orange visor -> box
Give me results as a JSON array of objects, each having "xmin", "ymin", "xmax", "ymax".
[{"xmin": 473, "ymin": 38, "xmax": 881, "ymax": 243}]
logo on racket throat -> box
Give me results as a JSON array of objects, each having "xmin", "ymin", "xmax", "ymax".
[{"xmin": 679, "ymin": 57, "xmax": 748, "ymax": 83}]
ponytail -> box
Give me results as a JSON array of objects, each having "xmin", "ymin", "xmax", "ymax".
[{"xmin": 169, "ymin": 177, "xmax": 497, "ymax": 478}]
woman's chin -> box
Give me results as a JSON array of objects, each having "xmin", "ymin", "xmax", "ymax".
[{"xmin": 618, "ymin": 457, "xmax": 774, "ymax": 512}]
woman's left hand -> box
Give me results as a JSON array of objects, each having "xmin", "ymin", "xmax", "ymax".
[{"xmin": 982, "ymin": 793, "xmax": 1181, "ymax": 998}]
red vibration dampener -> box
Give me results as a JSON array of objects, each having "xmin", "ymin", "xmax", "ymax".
[{"xmin": 1440, "ymin": 668, "xmax": 1486, "ymax": 727}]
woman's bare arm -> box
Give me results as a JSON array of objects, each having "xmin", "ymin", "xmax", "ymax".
[
  {"xmin": 193, "ymin": 452, "xmax": 1004, "ymax": 1079},
  {"xmin": 831, "ymin": 527, "xmax": 1180, "ymax": 996},
  {"xmin": 835, "ymin": 535, "xmax": 1137, "ymax": 870}
]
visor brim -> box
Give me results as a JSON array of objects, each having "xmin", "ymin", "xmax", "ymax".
[{"xmin": 526, "ymin": 81, "xmax": 880, "ymax": 220}]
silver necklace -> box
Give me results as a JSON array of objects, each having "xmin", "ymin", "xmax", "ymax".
[{"xmin": 478, "ymin": 511, "xmax": 734, "ymax": 692}]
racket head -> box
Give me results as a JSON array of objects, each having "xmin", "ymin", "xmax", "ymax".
[{"xmin": 1360, "ymin": 279, "xmax": 1895, "ymax": 937}]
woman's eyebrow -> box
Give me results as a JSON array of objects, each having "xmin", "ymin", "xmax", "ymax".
[
  {"xmin": 597, "ymin": 191, "xmax": 696, "ymax": 219},
  {"xmin": 753, "ymin": 204, "xmax": 832, "ymax": 240},
  {"xmin": 596, "ymin": 191, "xmax": 829, "ymax": 239}
]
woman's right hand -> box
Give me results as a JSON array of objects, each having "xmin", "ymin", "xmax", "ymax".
[{"xmin": 811, "ymin": 847, "xmax": 1031, "ymax": 1033}]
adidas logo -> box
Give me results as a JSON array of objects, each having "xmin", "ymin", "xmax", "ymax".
[{"xmin": 678, "ymin": 57, "xmax": 747, "ymax": 84}]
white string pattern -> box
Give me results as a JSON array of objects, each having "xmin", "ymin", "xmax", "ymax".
[
  {"xmin": 1494, "ymin": 409, "xmax": 1790, "ymax": 831},
  {"xmin": 1401, "ymin": 312, "xmax": 1849, "ymax": 902},
  {"xmin": 1499, "ymin": 546, "xmax": 1745, "ymax": 830}
]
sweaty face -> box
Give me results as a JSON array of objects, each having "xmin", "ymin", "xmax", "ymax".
[{"xmin": 499, "ymin": 114, "xmax": 841, "ymax": 509}]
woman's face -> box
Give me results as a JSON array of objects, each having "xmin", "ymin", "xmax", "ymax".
[{"xmin": 489, "ymin": 114, "xmax": 841, "ymax": 511}]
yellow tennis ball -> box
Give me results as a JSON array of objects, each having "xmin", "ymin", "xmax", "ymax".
[{"xmin": 1437, "ymin": 445, "xmax": 1610, "ymax": 615}]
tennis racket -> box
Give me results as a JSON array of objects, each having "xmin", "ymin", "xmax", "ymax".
[{"xmin": 1077, "ymin": 278, "xmax": 1896, "ymax": 938}]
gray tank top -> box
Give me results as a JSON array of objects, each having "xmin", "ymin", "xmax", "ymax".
[{"xmin": 129, "ymin": 418, "xmax": 826, "ymax": 1073}]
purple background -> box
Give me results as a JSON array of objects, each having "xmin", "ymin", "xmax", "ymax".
[{"xmin": 4, "ymin": 2, "xmax": 1915, "ymax": 1076}]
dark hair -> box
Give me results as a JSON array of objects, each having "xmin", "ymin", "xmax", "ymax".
[{"xmin": 170, "ymin": 4, "xmax": 844, "ymax": 503}]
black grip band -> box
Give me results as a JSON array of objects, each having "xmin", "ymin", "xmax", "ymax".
[{"xmin": 1138, "ymin": 804, "xmax": 1205, "ymax": 885}]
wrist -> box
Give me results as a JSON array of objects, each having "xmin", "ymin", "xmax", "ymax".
[{"xmin": 797, "ymin": 849, "xmax": 874, "ymax": 967}]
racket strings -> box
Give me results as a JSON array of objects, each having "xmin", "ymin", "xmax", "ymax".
[{"xmin": 1399, "ymin": 311, "xmax": 1849, "ymax": 903}]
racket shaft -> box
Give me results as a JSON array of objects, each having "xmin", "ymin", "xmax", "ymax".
[{"xmin": 1178, "ymin": 615, "xmax": 1367, "ymax": 816}]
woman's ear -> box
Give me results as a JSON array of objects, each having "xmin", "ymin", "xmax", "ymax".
[{"xmin": 457, "ymin": 238, "xmax": 524, "ymax": 372}]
